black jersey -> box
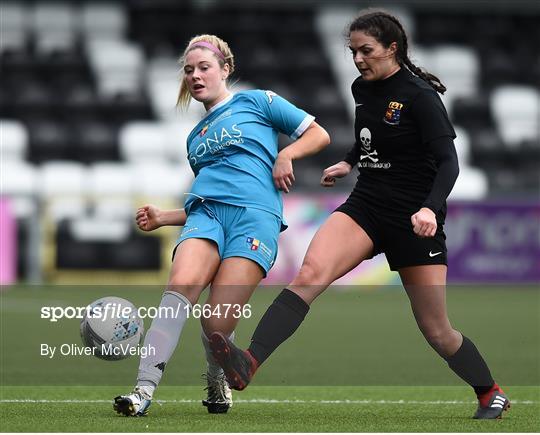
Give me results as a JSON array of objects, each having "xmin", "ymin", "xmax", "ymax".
[{"xmin": 344, "ymin": 67, "xmax": 457, "ymax": 218}]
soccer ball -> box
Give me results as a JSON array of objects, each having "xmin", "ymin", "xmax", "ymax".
[{"xmin": 80, "ymin": 296, "xmax": 144, "ymax": 361}]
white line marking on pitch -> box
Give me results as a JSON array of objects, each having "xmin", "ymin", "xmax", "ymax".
[{"xmin": 0, "ymin": 399, "xmax": 537, "ymax": 405}]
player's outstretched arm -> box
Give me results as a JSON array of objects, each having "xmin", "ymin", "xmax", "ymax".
[
  {"xmin": 135, "ymin": 205, "xmax": 187, "ymax": 231},
  {"xmin": 320, "ymin": 161, "xmax": 352, "ymax": 187},
  {"xmin": 273, "ymin": 121, "xmax": 330, "ymax": 193}
]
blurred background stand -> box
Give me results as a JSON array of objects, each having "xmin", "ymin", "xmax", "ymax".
[{"xmin": 1, "ymin": 0, "xmax": 538, "ymax": 285}]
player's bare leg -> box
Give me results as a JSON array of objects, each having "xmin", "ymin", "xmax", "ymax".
[
  {"xmin": 289, "ymin": 212, "xmax": 374, "ymax": 304},
  {"xmin": 399, "ymin": 265, "xmax": 510, "ymax": 419},
  {"xmin": 210, "ymin": 212, "xmax": 375, "ymax": 390},
  {"xmin": 201, "ymin": 257, "xmax": 263, "ymax": 412}
]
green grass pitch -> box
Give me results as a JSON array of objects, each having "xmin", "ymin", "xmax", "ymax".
[
  {"xmin": 2, "ymin": 386, "xmax": 539, "ymax": 432},
  {"xmin": 1, "ymin": 285, "xmax": 539, "ymax": 432}
]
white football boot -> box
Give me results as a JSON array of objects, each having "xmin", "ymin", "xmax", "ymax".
[
  {"xmin": 113, "ymin": 386, "xmax": 152, "ymax": 416},
  {"xmin": 202, "ymin": 372, "xmax": 233, "ymax": 413}
]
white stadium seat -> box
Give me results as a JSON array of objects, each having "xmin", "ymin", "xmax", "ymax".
[
  {"xmin": 164, "ymin": 121, "xmax": 192, "ymax": 163},
  {"xmin": 454, "ymin": 126, "xmax": 472, "ymax": 165},
  {"xmin": 86, "ymin": 40, "xmax": 144, "ymax": 96},
  {"xmin": 449, "ymin": 127, "xmax": 488, "ymax": 200},
  {"xmin": 1, "ymin": 120, "xmax": 28, "ymax": 161},
  {"xmin": 39, "ymin": 161, "xmax": 88, "ymax": 221},
  {"xmin": 491, "ymin": 85, "xmax": 540, "ymax": 148},
  {"xmin": 33, "ymin": 2, "xmax": 77, "ymax": 52},
  {"xmin": 0, "ymin": 2, "xmax": 29, "ymax": 52},
  {"xmin": 119, "ymin": 122, "xmax": 168, "ymax": 163},
  {"xmin": 69, "ymin": 217, "xmax": 130, "ymax": 242},
  {"xmin": 147, "ymin": 77, "xmax": 204, "ymax": 122},
  {"xmin": 1, "ymin": 161, "xmax": 38, "ymax": 218},
  {"xmin": 449, "ymin": 167, "xmax": 488, "ymax": 200},
  {"xmin": 88, "ymin": 163, "xmax": 134, "ymax": 219},
  {"xmin": 430, "ymin": 45, "xmax": 479, "ymax": 94},
  {"xmin": 430, "ymin": 45, "xmax": 480, "ymax": 116},
  {"xmin": 80, "ymin": 2, "xmax": 127, "ymax": 40},
  {"xmin": 129, "ymin": 162, "xmax": 193, "ymax": 198},
  {"xmin": 409, "ymin": 45, "xmax": 433, "ymax": 75}
]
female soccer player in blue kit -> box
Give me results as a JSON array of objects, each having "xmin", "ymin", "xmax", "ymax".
[{"xmin": 113, "ymin": 34, "xmax": 330, "ymax": 416}]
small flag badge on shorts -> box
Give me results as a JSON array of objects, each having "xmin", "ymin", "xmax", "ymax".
[
  {"xmin": 383, "ymin": 101, "xmax": 403, "ymax": 125},
  {"xmin": 246, "ymin": 237, "xmax": 260, "ymax": 251}
]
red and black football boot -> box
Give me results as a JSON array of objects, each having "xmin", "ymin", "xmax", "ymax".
[
  {"xmin": 473, "ymin": 383, "xmax": 510, "ymax": 419},
  {"xmin": 209, "ymin": 332, "xmax": 258, "ymax": 391}
]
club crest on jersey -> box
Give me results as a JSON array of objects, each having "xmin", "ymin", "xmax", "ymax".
[
  {"xmin": 246, "ymin": 237, "xmax": 260, "ymax": 251},
  {"xmin": 199, "ymin": 125, "xmax": 209, "ymax": 137},
  {"xmin": 383, "ymin": 101, "xmax": 403, "ymax": 125}
]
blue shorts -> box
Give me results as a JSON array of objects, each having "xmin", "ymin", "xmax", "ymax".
[{"xmin": 176, "ymin": 200, "xmax": 281, "ymax": 275}]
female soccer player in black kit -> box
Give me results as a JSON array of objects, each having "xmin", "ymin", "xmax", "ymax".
[{"xmin": 209, "ymin": 10, "xmax": 510, "ymax": 419}]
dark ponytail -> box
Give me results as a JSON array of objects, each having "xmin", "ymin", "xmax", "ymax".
[{"xmin": 349, "ymin": 10, "xmax": 446, "ymax": 94}]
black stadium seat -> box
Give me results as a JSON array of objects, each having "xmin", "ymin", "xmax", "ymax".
[
  {"xmin": 56, "ymin": 221, "xmax": 161, "ymax": 270},
  {"xmin": 73, "ymin": 120, "xmax": 119, "ymax": 163},
  {"xmin": 27, "ymin": 118, "xmax": 72, "ymax": 163}
]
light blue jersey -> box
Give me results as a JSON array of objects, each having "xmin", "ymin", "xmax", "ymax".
[{"xmin": 184, "ymin": 90, "xmax": 315, "ymax": 229}]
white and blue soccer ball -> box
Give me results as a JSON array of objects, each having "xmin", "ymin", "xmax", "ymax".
[{"xmin": 80, "ymin": 296, "xmax": 144, "ymax": 361}]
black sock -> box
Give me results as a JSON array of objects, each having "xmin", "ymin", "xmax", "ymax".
[
  {"xmin": 248, "ymin": 289, "xmax": 310, "ymax": 365},
  {"xmin": 445, "ymin": 335, "xmax": 495, "ymax": 395}
]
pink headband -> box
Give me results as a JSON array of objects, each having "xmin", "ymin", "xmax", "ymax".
[{"xmin": 188, "ymin": 41, "xmax": 225, "ymax": 60}]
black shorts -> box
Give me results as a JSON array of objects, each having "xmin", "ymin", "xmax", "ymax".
[{"xmin": 335, "ymin": 194, "xmax": 447, "ymax": 271}]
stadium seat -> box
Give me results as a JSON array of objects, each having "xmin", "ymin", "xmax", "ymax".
[
  {"xmin": 430, "ymin": 45, "xmax": 480, "ymax": 116},
  {"xmin": 55, "ymin": 219, "xmax": 104, "ymax": 268},
  {"xmin": 32, "ymin": 2, "xmax": 77, "ymax": 53},
  {"xmin": 56, "ymin": 219, "xmax": 161, "ymax": 270},
  {"xmin": 163, "ymin": 121, "xmax": 193, "ymax": 163},
  {"xmin": 73, "ymin": 120, "xmax": 119, "ymax": 163},
  {"xmin": 449, "ymin": 167, "xmax": 488, "ymax": 200},
  {"xmin": 447, "ymin": 127, "xmax": 488, "ymax": 199},
  {"xmin": 491, "ymin": 85, "xmax": 540, "ymax": 148},
  {"xmin": 146, "ymin": 56, "xmax": 180, "ymax": 82},
  {"xmin": 390, "ymin": 7, "xmax": 416, "ymax": 42},
  {"xmin": 105, "ymin": 233, "xmax": 161, "ymax": 269},
  {"xmin": 12, "ymin": 81, "xmax": 58, "ymax": 120},
  {"xmin": 80, "ymin": 2, "xmax": 127, "ymax": 41},
  {"xmin": 61, "ymin": 84, "xmax": 99, "ymax": 122},
  {"xmin": 26, "ymin": 118, "xmax": 71, "ymax": 163},
  {"xmin": 468, "ymin": 128, "xmax": 507, "ymax": 168},
  {"xmin": 244, "ymin": 46, "xmax": 280, "ymax": 75},
  {"xmin": 0, "ymin": 2, "xmax": 29, "ymax": 53},
  {"xmin": 147, "ymin": 77, "xmax": 204, "ymax": 122},
  {"xmin": 451, "ymin": 95, "xmax": 494, "ymax": 131},
  {"xmin": 88, "ymin": 163, "xmax": 134, "ymax": 219},
  {"xmin": 88, "ymin": 163, "xmax": 134, "ymax": 197},
  {"xmin": 146, "ymin": 56, "xmax": 189, "ymax": 121},
  {"xmin": 1, "ymin": 161, "xmax": 38, "ymax": 218},
  {"xmin": 69, "ymin": 217, "xmax": 130, "ymax": 242},
  {"xmin": 119, "ymin": 122, "xmax": 168, "ymax": 163},
  {"xmin": 129, "ymin": 162, "xmax": 192, "ymax": 199},
  {"xmin": 481, "ymin": 48, "xmax": 521, "ymax": 88},
  {"xmin": 315, "ymin": 6, "xmax": 362, "ymax": 121},
  {"xmin": 39, "ymin": 161, "xmax": 88, "ymax": 221},
  {"xmin": 409, "ymin": 45, "xmax": 433, "ymax": 73},
  {"xmin": 454, "ymin": 127, "xmax": 472, "ymax": 165},
  {"xmin": 1, "ymin": 119, "xmax": 28, "ymax": 161},
  {"xmin": 98, "ymin": 92, "xmax": 153, "ymax": 124},
  {"xmin": 86, "ymin": 40, "xmax": 144, "ymax": 96}
]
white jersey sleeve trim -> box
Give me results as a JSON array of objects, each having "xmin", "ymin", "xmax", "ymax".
[{"xmin": 291, "ymin": 114, "xmax": 315, "ymax": 140}]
